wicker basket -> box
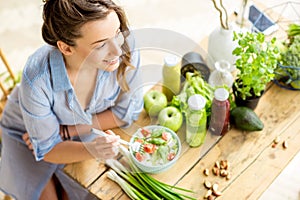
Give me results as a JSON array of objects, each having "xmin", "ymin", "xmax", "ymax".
[{"xmin": 274, "ymin": 64, "xmax": 300, "ymax": 90}]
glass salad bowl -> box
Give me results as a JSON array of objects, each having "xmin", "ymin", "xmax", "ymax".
[{"xmin": 129, "ymin": 125, "xmax": 182, "ymax": 174}]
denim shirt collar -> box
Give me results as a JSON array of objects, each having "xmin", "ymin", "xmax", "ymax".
[{"xmin": 49, "ymin": 48, "xmax": 72, "ymax": 92}]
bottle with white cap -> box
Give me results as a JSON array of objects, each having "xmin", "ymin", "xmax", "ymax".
[
  {"xmin": 186, "ymin": 94, "xmax": 207, "ymax": 147},
  {"xmin": 208, "ymin": 88, "xmax": 230, "ymax": 136},
  {"xmin": 162, "ymin": 54, "xmax": 181, "ymax": 102}
]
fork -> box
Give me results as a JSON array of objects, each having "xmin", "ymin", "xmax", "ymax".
[
  {"xmin": 91, "ymin": 128, "xmax": 144, "ymax": 153},
  {"xmin": 91, "ymin": 128, "xmax": 129, "ymax": 146}
]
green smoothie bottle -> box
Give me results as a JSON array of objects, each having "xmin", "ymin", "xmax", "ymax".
[
  {"xmin": 162, "ymin": 55, "xmax": 181, "ymax": 102},
  {"xmin": 186, "ymin": 94, "xmax": 207, "ymax": 147}
]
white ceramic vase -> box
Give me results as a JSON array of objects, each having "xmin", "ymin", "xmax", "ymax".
[{"xmin": 207, "ymin": 25, "xmax": 238, "ymax": 72}]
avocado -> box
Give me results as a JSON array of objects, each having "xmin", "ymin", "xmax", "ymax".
[{"xmin": 231, "ymin": 106, "xmax": 264, "ymax": 131}]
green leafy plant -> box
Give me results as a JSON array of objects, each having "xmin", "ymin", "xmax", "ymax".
[
  {"xmin": 170, "ymin": 72, "xmax": 214, "ymax": 118},
  {"xmin": 275, "ymin": 24, "xmax": 300, "ymax": 89},
  {"xmin": 287, "ymin": 23, "xmax": 300, "ymax": 38},
  {"xmin": 232, "ymin": 31, "xmax": 279, "ymax": 100}
]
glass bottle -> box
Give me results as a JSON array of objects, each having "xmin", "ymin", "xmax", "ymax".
[
  {"xmin": 208, "ymin": 60, "xmax": 234, "ymax": 88},
  {"xmin": 186, "ymin": 94, "xmax": 207, "ymax": 147},
  {"xmin": 209, "ymin": 88, "xmax": 230, "ymax": 136},
  {"xmin": 162, "ymin": 55, "xmax": 181, "ymax": 102}
]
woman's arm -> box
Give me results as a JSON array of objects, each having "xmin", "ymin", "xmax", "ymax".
[
  {"xmin": 22, "ymin": 127, "xmax": 121, "ymax": 164},
  {"xmin": 43, "ymin": 133, "xmax": 120, "ymax": 164},
  {"xmin": 67, "ymin": 109, "xmax": 126, "ymax": 137}
]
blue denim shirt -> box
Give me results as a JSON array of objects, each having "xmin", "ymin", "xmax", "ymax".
[{"xmin": 0, "ymin": 45, "xmax": 143, "ymax": 161}]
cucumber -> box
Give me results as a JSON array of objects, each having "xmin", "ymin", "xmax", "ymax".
[{"xmin": 231, "ymin": 107, "xmax": 264, "ymax": 131}]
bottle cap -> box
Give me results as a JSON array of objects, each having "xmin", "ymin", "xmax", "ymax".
[
  {"xmin": 188, "ymin": 94, "xmax": 206, "ymax": 110},
  {"xmin": 214, "ymin": 88, "xmax": 229, "ymax": 101},
  {"xmin": 164, "ymin": 55, "xmax": 179, "ymax": 67}
]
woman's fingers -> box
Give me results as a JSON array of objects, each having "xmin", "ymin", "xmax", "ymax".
[
  {"xmin": 22, "ymin": 132, "xmax": 33, "ymax": 150},
  {"xmin": 94, "ymin": 131, "xmax": 120, "ymax": 159},
  {"xmin": 96, "ymin": 132, "xmax": 120, "ymax": 144},
  {"xmin": 95, "ymin": 147, "xmax": 118, "ymax": 159},
  {"xmin": 105, "ymin": 130, "xmax": 120, "ymax": 143},
  {"xmin": 22, "ymin": 132, "xmax": 29, "ymax": 141},
  {"xmin": 105, "ymin": 129, "xmax": 115, "ymax": 135}
]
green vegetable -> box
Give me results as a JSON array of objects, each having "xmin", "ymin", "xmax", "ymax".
[
  {"xmin": 230, "ymin": 106, "xmax": 264, "ymax": 131},
  {"xmin": 147, "ymin": 138, "xmax": 166, "ymax": 145},
  {"xmin": 287, "ymin": 23, "xmax": 300, "ymax": 37},
  {"xmin": 106, "ymin": 146, "xmax": 196, "ymax": 200},
  {"xmin": 170, "ymin": 72, "xmax": 214, "ymax": 117},
  {"xmin": 276, "ymin": 32, "xmax": 300, "ymax": 88},
  {"xmin": 291, "ymin": 79, "xmax": 300, "ymax": 89},
  {"xmin": 107, "ymin": 170, "xmax": 145, "ymax": 200},
  {"xmin": 279, "ymin": 35, "xmax": 300, "ymax": 68},
  {"xmin": 157, "ymin": 145, "xmax": 169, "ymax": 163},
  {"xmin": 149, "ymin": 129, "xmax": 163, "ymax": 138}
]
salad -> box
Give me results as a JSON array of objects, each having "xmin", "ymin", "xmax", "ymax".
[{"xmin": 130, "ymin": 126, "xmax": 179, "ymax": 166}]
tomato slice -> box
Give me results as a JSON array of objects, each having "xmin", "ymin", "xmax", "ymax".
[
  {"xmin": 167, "ymin": 152, "xmax": 176, "ymax": 161},
  {"xmin": 134, "ymin": 138, "xmax": 144, "ymax": 143},
  {"xmin": 162, "ymin": 132, "xmax": 171, "ymax": 141},
  {"xmin": 135, "ymin": 152, "xmax": 144, "ymax": 162},
  {"xmin": 141, "ymin": 128, "xmax": 151, "ymax": 137},
  {"xmin": 143, "ymin": 143, "xmax": 156, "ymax": 154}
]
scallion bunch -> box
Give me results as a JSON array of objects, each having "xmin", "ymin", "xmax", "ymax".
[{"xmin": 106, "ymin": 146, "xmax": 196, "ymax": 200}]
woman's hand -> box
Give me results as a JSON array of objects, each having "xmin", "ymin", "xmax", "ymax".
[
  {"xmin": 22, "ymin": 125, "xmax": 66, "ymax": 151},
  {"xmin": 92, "ymin": 130, "xmax": 120, "ymax": 161}
]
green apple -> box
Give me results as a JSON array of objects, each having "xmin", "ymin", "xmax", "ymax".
[
  {"xmin": 158, "ymin": 106, "xmax": 183, "ymax": 132},
  {"xmin": 143, "ymin": 90, "xmax": 168, "ymax": 117}
]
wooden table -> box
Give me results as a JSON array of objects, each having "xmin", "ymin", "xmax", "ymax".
[
  {"xmin": 63, "ymin": 2, "xmax": 300, "ymax": 198},
  {"xmin": 64, "ymin": 81, "xmax": 300, "ymax": 199}
]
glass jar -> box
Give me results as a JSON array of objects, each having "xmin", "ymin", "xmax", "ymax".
[
  {"xmin": 162, "ymin": 55, "xmax": 181, "ymax": 102},
  {"xmin": 209, "ymin": 88, "xmax": 230, "ymax": 136},
  {"xmin": 208, "ymin": 60, "xmax": 234, "ymax": 88},
  {"xmin": 186, "ymin": 94, "xmax": 207, "ymax": 147}
]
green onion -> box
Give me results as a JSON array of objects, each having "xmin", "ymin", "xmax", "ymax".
[
  {"xmin": 107, "ymin": 170, "xmax": 144, "ymax": 200},
  {"xmin": 105, "ymin": 146, "xmax": 197, "ymax": 200}
]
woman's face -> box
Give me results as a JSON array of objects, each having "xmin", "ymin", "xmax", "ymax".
[{"xmin": 73, "ymin": 11, "xmax": 124, "ymax": 72}]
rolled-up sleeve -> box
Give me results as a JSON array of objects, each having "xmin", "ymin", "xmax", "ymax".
[
  {"xmin": 111, "ymin": 50, "xmax": 144, "ymax": 127},
  {"xmin": 19, "ymin": 66, "xmax": 62, "ymax": 161}
]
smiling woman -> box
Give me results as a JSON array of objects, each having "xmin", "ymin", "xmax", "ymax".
[
  {"xmin": 74, "ymin": 12, "xmax": 123, "ymax": 69},
  {"xmin": 0, "ymin": 0, "xmax": 143, "ymax": 200}
]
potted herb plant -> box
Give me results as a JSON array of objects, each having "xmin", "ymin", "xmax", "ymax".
[{"xmin": 232, "ymin": 31, "xmax": 279, "ymax": 109}]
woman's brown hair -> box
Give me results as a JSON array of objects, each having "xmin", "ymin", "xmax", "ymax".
[{"xmin": 42, "ymin": 0, "xmax": 133, "ymax": 91}]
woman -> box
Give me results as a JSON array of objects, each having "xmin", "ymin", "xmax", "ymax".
[{"xmin": 0, "ymin": 0, "xmax": 143, "ymax": 199}]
